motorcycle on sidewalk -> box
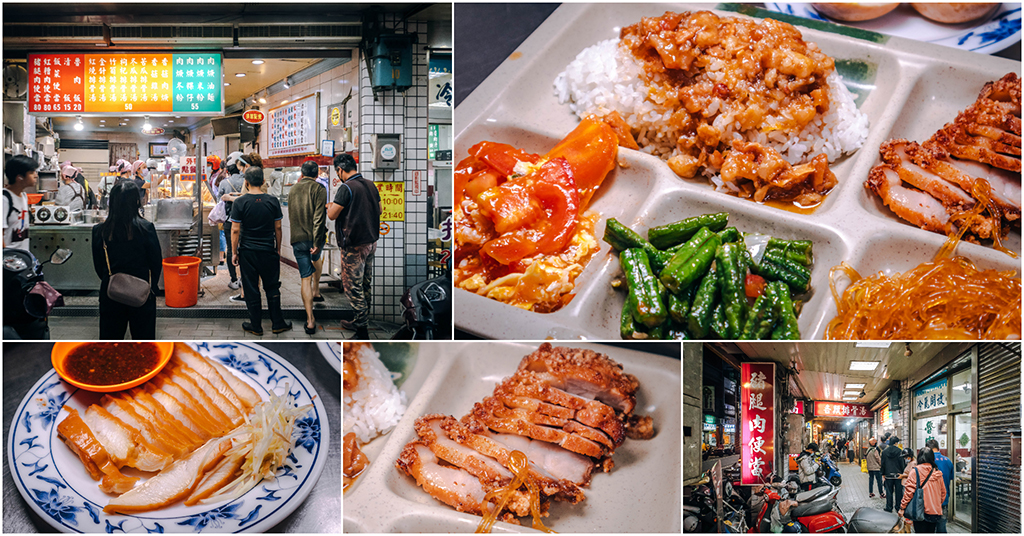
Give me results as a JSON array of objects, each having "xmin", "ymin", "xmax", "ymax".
[{"xmin": 389, "ymin": 273, "xmax": 451, "ymax": 340}]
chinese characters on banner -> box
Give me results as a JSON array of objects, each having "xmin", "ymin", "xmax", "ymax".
[
  {"xmin": 790, "ymin": 400, "xmax": 805, "ymax": 414},
  {"xmin": 913, "ymin": 378, "xmax": 947, "ymax": 415},
  {"xmin": 268, "ymin": 93, "xmax": 318, "ymax": 157},
  {"xmin": 741, "ymin": 362, "xmax": 775, "ymax": 485},
  {"xmin": 813, "ymin": 401, "xmax": 874, "ymax": 418},
  {"xmin": 28, "ymin": 53, "xmax": 222, "ymax": 115},
  {"xmin": 376, "ymin": 182, "xmax": 405, "ymax": 222}
]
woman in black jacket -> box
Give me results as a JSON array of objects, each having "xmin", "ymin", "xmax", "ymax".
[{"xmin": 91, "ymin": 180, "xmax": 163, "ymax": 339}]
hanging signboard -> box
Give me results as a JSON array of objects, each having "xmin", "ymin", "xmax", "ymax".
[
  {"xmin": 376, "ymin": 181, "xmax": 404, "ymax": 222},
  {"xmin": 790, "ymin": 400, "xmax": 805, "ymax": 414},
  {"xmin": 267, "ymin": 92, "xmax": 319, "ymax": 158},
  {"xmin": 813, "ymin": 401, "xmax": 873, "ymax": 418},
  {"xmin": 741, "ymin": 362, "xmax": 774, "ymax": 485},
  {"xmin": 242, "ymin": 109, "xmax": 265, "ymax": 124},
  {"xmin": 879, "ymin": 404, "xmax": 891, "ymax": 426},
  {"xmin": 27, "ymin": 53, "xmax": 223, "ymax": 115},
  {"xmin": 913, "ymin": 378, "xmax": 947, "ymax": 415}
]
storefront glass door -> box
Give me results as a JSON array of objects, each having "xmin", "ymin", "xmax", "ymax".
[{"xmin": 951, "ymin": 412, "xmax": 973, "ymax": 526}]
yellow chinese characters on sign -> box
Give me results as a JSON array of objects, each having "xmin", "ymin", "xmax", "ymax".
[
  {"xmin": 85, "ymin": 54, "xmax": 174, "ymax": 113},
  {"xmin": 377, "ymin": 181, "xmax": 405, "ymax": 222}
]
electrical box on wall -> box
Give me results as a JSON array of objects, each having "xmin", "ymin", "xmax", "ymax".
[
  {"xmin": 369, "ymin": 34, "xmax": 414, "ymax": 92},
  {"xmin": 371, "ymin": 134, "xmax": 401, "ymax": 170}
]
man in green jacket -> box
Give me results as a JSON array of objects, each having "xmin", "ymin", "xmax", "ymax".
[{"xmin": 289, "ymin": 160, "xmax": 328, "ymax": 334}]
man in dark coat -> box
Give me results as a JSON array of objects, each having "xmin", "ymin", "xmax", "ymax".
[{"xmin": 881, "ymin": 436, "xmax": 907, "ymax": 512}]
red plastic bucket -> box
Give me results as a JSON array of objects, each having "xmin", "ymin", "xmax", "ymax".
[{"xmin": 162, "ymin": 256, "xmax": 201, "ymax": 307}]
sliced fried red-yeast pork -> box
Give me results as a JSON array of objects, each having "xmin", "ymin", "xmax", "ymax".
[
  {"xmin": 396, "ymin": 344, "xmax": 652, "ymax": 526},
  {"xmin": 517, "ymin": 343, "xmax": 638, "ymax": 414},
  {"xmin": 57, "ymin": 408, "xmax": 140, "ymax": 494}
]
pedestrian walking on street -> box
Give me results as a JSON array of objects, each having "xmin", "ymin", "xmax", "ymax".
[
  {"xmin": 289, "ymin": 160, "xmax": 328, "ymax": 335},
  {"xmin": 927, "ymin": 439, "xmax": 954, "ymax": 533},
  {"xmin": 881, "ymin": 436, "xmax": 907, "ymax": 513},
  {"xmin": 221, "ymin": 153, "xmax": 249, "ymax": 295},
  {"xmin": 92, "ymin": 180, "xmax": 162, "ymax": 339},
  {"xmin": 230, "ymin": 166, "xmax": 291, "ymax": 336},
  {"xmin": 866, "ymin": 437, "xmax": 885, "ymax": 499},
  {"xmin": 899, "ymin": 448, "xmax": 947, "ymax": 533},
  {"xmin": 796, "ymin": 443, "xmax": 820, "ymax": 491},
  {"xmin": 327, "ymin": 153, "xmax": 381, "ymax": 340}
]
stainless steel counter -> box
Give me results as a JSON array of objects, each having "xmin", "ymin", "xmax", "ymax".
[{"xmin": 2, "ymin": 342, "xmax": 341, "ymax": 533}]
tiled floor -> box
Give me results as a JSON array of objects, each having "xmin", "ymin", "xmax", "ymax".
[
  {"xmin": 61, "ymin": 259, "xmax": 354, "ymax": 311},
  {"xmin": 836, "ymin": 459, "xmax": 967, "ymax": 533},
  {"xmin": 49, "ymin": 316, "xmax": 399, "ymax": 340},
  {"xmin": 50, "ymin": 260, "xmax": 400, "ymax": 340}
]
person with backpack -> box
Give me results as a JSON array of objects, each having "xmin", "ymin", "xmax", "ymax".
[
  {"xmin": 881, "ymin": 436, "xmax": 907, "ymax": 513},
  {"xmin": 899, "ymin": 448, "xmax": 947, "ymax": 533},
  {"xmin": 866, "ymin": 437, "xmax": 885, "ymax": 499},
  {"xmin": 3, "ymin": 155, "xmax": 38, "ymax": 251}
]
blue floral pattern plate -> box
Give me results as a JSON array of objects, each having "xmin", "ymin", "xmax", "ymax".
[
  {"xmin": 7, "ymin": 342, "xmax": 329, "ymax": 533},
  {"xmin": 764, "ymin": 3, "xmax": 1021, "ymax": 54},
  {"xmin": 315, "ymin": 342, "xmax": 342, "ymax": 374}
]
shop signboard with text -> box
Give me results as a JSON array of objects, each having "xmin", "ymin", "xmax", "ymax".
[
  {"xmin": 377, "ymin": 182, "xmax": 405, "ymax": 222},
  {"xmin": 791, "ymin": 400, "xmax": 804, "ymax": 414},
  {"xmin": 813, "ymin": 401, "xmax": 873, "ymax": 418},
  {"xmin": 913, "ymin": 378, "xmax": 947, "ymax": 415},
  {"xmin": 741, "ymin": 362, "xmax": 774, "ymax": 485},
  {"xmin": 27, "ymin": 53, "xmax": 222, "ymax": 115}
]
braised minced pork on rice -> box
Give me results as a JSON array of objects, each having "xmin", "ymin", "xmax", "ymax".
[
  {"xmin": 554, "ymin": 11, "xmax": 870, "ymax": 204},
  {"xmin": 343, "ymin": 343, "xmax": 407, "ymax": 444}
]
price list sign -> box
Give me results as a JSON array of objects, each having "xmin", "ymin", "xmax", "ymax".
[
  {"xmin": 268, "ymin": 92, "xmax": 319, "ymax": 157},
  {"xmin": 28, "ymin": 53, "xmax": 222, "ymax": 115},
  {"xmin": 376, "ymin": 181, "xmax": 405, "ymax": 222}
]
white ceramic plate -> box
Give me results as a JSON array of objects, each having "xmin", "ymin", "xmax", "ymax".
[
  {"xmin": 7, "ymin": 342, "xmax": 330, "ymax": 533},
  {"xmin": 343, "ymin": 342, "xmax": 681, "ymax": 533},
  {"xmin": 765, "ymin": 3, "xmax": 1021, "ymax": 54},
  {"xmin": 453, "ymin": 3, "xmax": 1021, "ymax": 340},
  {"xmin": 317, "ymin": 341, "xmax": 342, "ymax": 373}
]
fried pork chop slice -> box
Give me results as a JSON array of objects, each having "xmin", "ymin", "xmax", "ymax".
[
  {"xmin": 396, "ymin": 441, "xmax": 529, "ymax": 524},
  {"xmin": 517, "ymin": 343, "xmax": 638, "ymax": 414},
  {"xmin": 926, "ymin": 73, "xmax": 1022, "ymax": 173},
  {"xmin": 420, "ymin": 414, "xmax": 590, "ymax": 503},
  {"xmin": 466, "ymin": 397, "xmax": 607, "ymax": 459},
  {"xmin": 866, "ymin": 164, "xmax": 952, "ymax": 234},
  {"xmin": 494, "ymin": 370, "xmax": 626, "ymax": 446}
]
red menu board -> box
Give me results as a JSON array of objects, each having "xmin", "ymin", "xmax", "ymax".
[
  {"xmin": 813, "ymin": 401, "xmax": 873, "ymax": 418},
  {"xmin": 29, "ymin": 54, "xmax": 85, "ymax": 114},
  {"xmin": 741, "ymin": 362, "xmax": 775, "ymax": 485}
]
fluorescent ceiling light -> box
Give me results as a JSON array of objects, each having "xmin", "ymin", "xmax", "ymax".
[
  {"xmin": 224, "ymin": 82, "xmax": 231, "ymax": 86},
  {"xmin": 855, "ymin": 342, "xmax": 892, "ymax": 348},
  {"xmin": 843, "ymin": 396, "xmax": 858, "ymax": 400},
  {"xmin": 845, "ymin": 383, "xmax": 866, "ymax": 388},
  {"xmin": 251, "ymin": 59, "xmax": 265, "ymax": 65},
  {"xmin": 850, "ymin": 361, "xmax": 880, "ymax": 371},
  {"xmin": 235, "ymin": 73, "xmax": 246, "ymax": 77}
]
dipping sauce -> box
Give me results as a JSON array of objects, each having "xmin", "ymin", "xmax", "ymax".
[
  {"xmin": 64, "ymin": 343, "xmax": 162, "ymax": 386},
  {"xmin": 343, "ymin": 432, "xmax": 369, "ymax": 492}
]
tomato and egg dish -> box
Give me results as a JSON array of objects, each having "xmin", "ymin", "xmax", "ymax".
[{"xmin": 454, "ymin": 117, "xmax": 619, "ymax": 312}]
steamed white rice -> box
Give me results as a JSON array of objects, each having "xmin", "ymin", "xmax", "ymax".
[
  {"xmin": 554, "ymin": 38, "xmax": 870, "ymax": 190},
  {"xmin": 343, "ymin": 345, "xmax": 407, "ymax": 444}
]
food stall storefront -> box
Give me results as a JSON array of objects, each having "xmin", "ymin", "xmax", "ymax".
[
  {"xmin": 19, "ymin": 52, "xmax": 221, "ymax": 290},
  {"xmin": 4, "ymin": 3, "xmax": 452, "ymax": 331}
]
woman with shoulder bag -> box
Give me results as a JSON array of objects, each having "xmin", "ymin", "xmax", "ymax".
[
  {"xmin": 91, "ymin": 180, "xmax": 163, "ymax": 339},
  {"xmin": 898, "ymin": 448, "xmax": 947, "ymax": 533}
]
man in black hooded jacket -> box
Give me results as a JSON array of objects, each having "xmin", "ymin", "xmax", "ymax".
[{"xmin": 880, "ymin": 436, "xmax": 906, "ymax": 512}]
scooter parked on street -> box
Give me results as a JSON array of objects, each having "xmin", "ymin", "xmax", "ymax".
[
  {"xmin": 750, "ymin": 474, "xmax": 847, "ymax": 533},
  {"xmin": 684, "ymin": 472, "xmax": 718, "ymax": 533}
]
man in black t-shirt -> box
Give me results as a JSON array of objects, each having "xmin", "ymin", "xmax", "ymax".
[
  {"xmin": 230, "ymin": 167, "xmax": 292, "ymax": 336},
  {"xmin": 327, "ymin": 153, "xmax": 381, "ymax": 339}
]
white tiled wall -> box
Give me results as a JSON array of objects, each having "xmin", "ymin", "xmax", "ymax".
[
  {"xmin": 258, "ymin": 62, "xmax": 360, "ymax": 154},
  {"xmin": 359, "ymin": 15, "xmax": 431, "ymax": 323}
]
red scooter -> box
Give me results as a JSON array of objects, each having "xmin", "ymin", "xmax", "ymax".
[{"xmin": 749, "ymin": 477, "xmax": 847, "ymax": 533}]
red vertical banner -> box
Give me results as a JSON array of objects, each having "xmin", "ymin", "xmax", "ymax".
[{"xmin": 741, "ymin": 362, "xmax": 775, "ymax": 485}]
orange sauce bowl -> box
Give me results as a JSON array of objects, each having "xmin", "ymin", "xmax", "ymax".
[{"xmin": 51, "ymin": 342, "xmax": 174, "ymax": 392}]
